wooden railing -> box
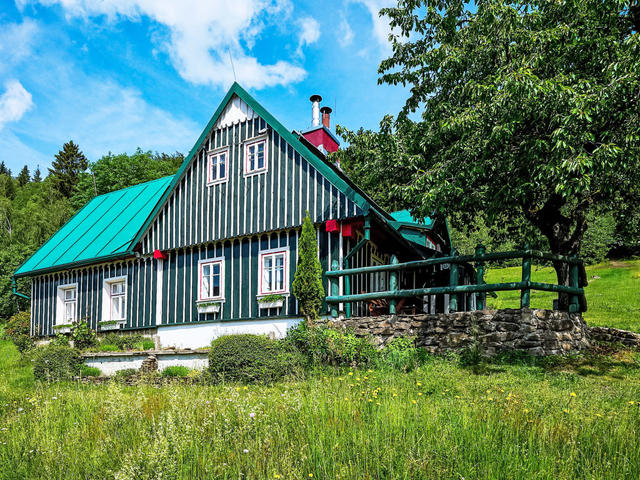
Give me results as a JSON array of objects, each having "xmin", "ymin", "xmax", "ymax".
[{"xmin": 325, "ymin": 247, "xmax": 586, "ymax": 318}]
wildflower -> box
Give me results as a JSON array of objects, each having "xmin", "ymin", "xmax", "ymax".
[
  {"xmin": 348, "ymin": 372, "xmax": 353, "ymax": 376},
  {"xmin": 249, "ymin": 412, "xmax": 255, "ymax": 418},
  {"xmin": 418, "ymin": 392, "xmax": 423, "ymax": 396},
  {"xmin": 367, "ymin": 369, "xmax": 373, "ymax": 373},
  {"xmin": 628, "ymin": 401, "xmax": 635, "ymax": 406},
  {"xmin": 488, "ymin": 397, "xmax": 493, "ymax": 401},
  {"xmin": 570, "ymin": 392, "xmax": 576, "ymax": 397},
  {"xmin": 376, "ymin": 402, "xmax": 381, "ymax": 406},
  {"xmin": 236, "ymin": 387, "xmax": 240, "ymax": 391},
  {"xmin": 416, "ymin": 382, "xmax": 422, "ymax": 386},
  {"xmin": 274, "ymin": 475, "xmax": 281, "ymax": 479},
  {"xmin": 309, "ymin": 474, "xmax": 314, "ymax": 478},
  {"xmin": 243, "ymin": 386, "xmax": 248, "ymax": 390},
  {"xmin": 17, "ymin": 408, "xmax": 23, "ymax": 412},
  {"xmin": 243, "ymin": 449, "xmax": 249, "ymax": 453},
  {"xmin": 563, "ymin": 409, "xmax": 570, "ymax": 414},
  {"xmin": 393, "ymin": 393, "xmax": 397, "ymax": 397},
  {"xmin": 455, "ymin": 395, "xmax": 460, "ymax": 399},
  {"xmin": 411, "ymin": 400, "xmax": 417, "ymax": 405}
]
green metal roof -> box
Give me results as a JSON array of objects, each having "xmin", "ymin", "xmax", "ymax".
[
  {"xmin": 14, "ymin": 176, "xmax": 174, "ymax": 277},
  {"xmin": 389, "ymin": 209, "xmax": 434, "ymax": 228}
]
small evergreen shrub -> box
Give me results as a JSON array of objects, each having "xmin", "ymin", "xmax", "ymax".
[
  {"xmin": 5, "ymin": 311, "xmax": 33, "ymax": 354},
  {"xmin": 70, "ymin": 320, "xmax": 97, "ymax": 350},
  {"xmin": 31, "ymin": 345, "xmax": 82, "ymax": 381},
  {"xmin": 79, "ymin": 365, "xmax": 102, "ymax": 377},
  {"xmin": 161, "ymin": 366, "xmax": 190, "ymax": 377},
  {"xmin": 208, "ymin": 334, "xmax": 303, "ymax": 384}
]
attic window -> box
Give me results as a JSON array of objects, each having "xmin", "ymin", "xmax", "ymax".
[
  {"xmin": 207, "ymin": 148, "xmax": 228, "ymax": 185},
  {"xmin": 244, "ymin": 137, "xmax": 267, "ymax": 176}
]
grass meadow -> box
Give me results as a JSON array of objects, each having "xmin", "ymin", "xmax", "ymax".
[{"xmin": 0, "ymin": 260, "xmax": 638, "ymax": 479}]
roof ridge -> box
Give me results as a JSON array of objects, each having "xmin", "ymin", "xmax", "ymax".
[{"xmin": 89, "ymin": 174, "xmax": 174, "ymax": 200}]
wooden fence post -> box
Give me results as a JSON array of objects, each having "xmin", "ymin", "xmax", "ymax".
[
  {"xmin": 475, "ymin": 244, "xmax": 486, "ymax": 310},
  {"xmin": 344, "ymin": 258, "xmax": 351, "ymax": 319},
  {"xmin": 330, "ymin": 259, "xmax": 339, "ymax": 318},
  {"xmin": 569, "ymin": 256, "xmax": 579, "ymax": 313},
  {"xmin": 449, "ymin": 249, "xmax": 459, "ymax": 312},
  {"xmin": 389, "ymin": 255, "xmax": 398, "ymax": 315},
  {"xmin": 520, "ymin": 243, "xmax": 531, "ymax": 308}
]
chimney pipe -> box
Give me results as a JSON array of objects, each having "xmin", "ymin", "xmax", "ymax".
[
  {"xmin": 310, "ymin": 94, "xmax": 322, "ymax": 127},
  {"xmin": 320, "ymin": 106, "xmax": 332, "ymax": 129}
]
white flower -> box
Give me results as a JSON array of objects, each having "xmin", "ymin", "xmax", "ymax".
[
  {"xmin": 249, "ymin": 412, "xmax": 255, "ymax": 418},
  {"xmin": 17, "ymin": 408, "xmax": 23, "ymax": 412},
  {"xmin": 243, "ymin": 449, "xmax": 249, "ymax": 453}
]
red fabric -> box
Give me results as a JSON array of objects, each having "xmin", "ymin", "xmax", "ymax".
[
  {"xmin": 341, "ymin": 223, "xmax": 353, "ymax": 238},
  {"xmin": 325, "ymin": 219, "xmax": 339, "ymax": 232},
  {"xmin": 153, "ymin": 249, "xmax": 167, "ymax": 260}
]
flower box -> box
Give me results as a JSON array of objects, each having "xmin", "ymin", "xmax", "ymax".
[
  {"xmin": 197, "ymin": 302, "xmax": 221, "ymax": 314},
  {"xmin": 53, "ymin": 324, "xmax": 72, "ymax": 334},
  {"xmin": 257, "ymin": 295, "xmax": 285, "ymax": 309},
  {"xmin": 98, "ymin": 320, "xmax": 126, "ymax": 331}
]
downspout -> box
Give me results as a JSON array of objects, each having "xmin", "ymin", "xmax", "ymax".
[
  {"xmin": 344, "ymin": 216, "xmax": 371, "ymax": 318},
  {"xmin": 11, "ymin": 276, "xmax": 30, "ymax": 300}
]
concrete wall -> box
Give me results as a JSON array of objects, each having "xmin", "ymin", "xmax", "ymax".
[
  {"xmin": 83, "ymin": 350, "xmax": 209, "ymax": 376},
  {"xmin": 335, "ymin": 308, "xmax": 591, "ymax": 356}
]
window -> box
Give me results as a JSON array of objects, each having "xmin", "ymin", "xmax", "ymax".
[
  {"xmin": 244, "ymin": 137, "xmax": 267, "ymax": 175},
  {"xmin": 198, "ymin": 258, "xmax": 225, "ymax": 301},
  {"xmin": 56, "ymin": 284, "xmax": 78, "ymax": 325},
  {"xmin": 207, "ymin": 148, "xmax": 228, "ymax": 185},
  {"xmin": 259, "ymin": 248, "xmax": 289, "ymax": 295},
  {"xmin": 102, "ymin": 276, "xmax": 128, "ymax": 322}
]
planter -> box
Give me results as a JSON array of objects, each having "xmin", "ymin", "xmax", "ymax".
[
  {"xmin": 98, "ymin": 320, "xmax": 126, "ymax": 331},
  {"xmin": 53, "ymin": 325, "xmax": 72, "ymax": 334},
  {"xmin": 257, "ymin": 298, "xmax": 285, "ymax": 309},
  {"xmin": 197, "ymin": 302, "xmax": 221, "ymax": 314}
]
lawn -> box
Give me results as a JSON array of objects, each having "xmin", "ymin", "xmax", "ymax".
[
  {"xmin": 485, "ymin": 259, "xmax": 640, "ymax": 332},
  {"xmin": 1, "ymin": 336, "xmax": 640, "ymax": 479}
]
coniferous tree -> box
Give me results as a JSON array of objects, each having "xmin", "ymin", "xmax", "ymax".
[
  {"xmin": 292, "ymin": 212, "xmax": 325, "ymax": 326},
  {"xmin": 0, "ymin": 162, "xmax": 8, "ymax": 175},
  {"xmin": 32, "ymin": 166, "xmax": 42, "ymax": 183},
  {"xmin": 49, "ymin": 140, "xmax": 88, "ymax": 197},
  {"xmin": 16, "ymin": 166, "xmax": 30, "ymax": 187}
]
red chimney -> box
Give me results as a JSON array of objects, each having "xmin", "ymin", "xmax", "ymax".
[{"xmin": 302, "ymin": 96, "xmax": 340, "ymax": 154}]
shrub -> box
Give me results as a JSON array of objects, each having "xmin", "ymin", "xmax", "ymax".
[
  {"xmin": 114, "ymin": 368, "xmax": 138, "ymax": 381},
  {"xmin": 100, "ymin": 333, "xmax": 146, "ymax": 351},
  {"xmin": 31, "ymin": 345, "xmax": 82, "ymax": 381},
  {"xmin": 50, "ymin": 335, "xmax": 70, "ymax": 347},
  {"xmin": 161, "ymin": 366, "xmax": 190, "ymax": 377},
  {"xmin": 5, "ymin": 311, "xmax": 33, "ymax": 354},
  {"xmin": 376, "ymin": 336, "xmax": 428, "ymax": 372},
  {"xmin": 98, "ymin": 344, "xmax": 120, "ymax": 352},
  {"xmin": 71, "ymin": 320, "xmax": 97, "ymax": 350},
  {"xmin": 208, "ymin": 334, "xmax": 303, "ymax": 384},
  {"xmin": 80, "ymin": 365, "xmax": 102, "ymax": 377}
]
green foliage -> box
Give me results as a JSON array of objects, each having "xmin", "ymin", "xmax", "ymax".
[
  {"xmin": 4, "ymin": 310, "xmax": 33, "ymax": 354},
  {"xmin": 49, "ymin": 334, "xmax": 70, "ymax": 348},
  {"xmin": 376, "ymin": 336, "xmax": 428, "ymax": 372},
  {"xmin": 95, "ymin": 334, "xmax": 154, "ymax": 352},
  {"xmin": 98, "ymin": 344, "xmax": 120, "ymax": 352},
  {"xmin": 70, "ymin": 320, "xmax": 97, "ymax": 350},
  {"xmin": 208, "ymin": 334, "xmax": 303, "ymax": 384},
  {"xmin": 257, "ymin": 293, "xmax": 285, "ymax": 303},
  {"xmin": 16, "ymin": 166, "xmax": 30, "ymax": 187},
  {"xmin": 48, "ymin": 140, "xmax": 88, "ymax": 198},
  {"xmin": 31, "ymin": 344, "xmax": 82, "ymax": 381},
  {"xmin": 114, "ymin": 368, "xmax": 138, "ymax": 381},
  {"xmin": 285, "ymin": 323, "xmax": 378, "ymax": 367},
  {"xmin": 161, "ymin": 366, "xmax": 191, "ymax": 377},
  {"xmin": 581, "ymin": 210, "xmax": 616, "ymax": 265},
  {"xmin": 291, "ymin": 212, "xmax": 325, "ymax": 323},
  {"xmin": 79, "ymin": 365, "xmax": 102, "ymax": 377}
]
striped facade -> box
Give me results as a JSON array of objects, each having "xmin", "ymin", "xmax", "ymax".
[{"xmin": 140, "ymin": 115, "xmax": 362, "ymax": 254}]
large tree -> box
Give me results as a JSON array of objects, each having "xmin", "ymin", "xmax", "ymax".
[
  {"xmin": 357, "ymin": 0, "xmax": 640, "ymax": 295},
  {"xmin": 16, "ymin": 166, "xmax": 30, "ymax": 187},
  {"xmin": 49, "ymin": 140, "xmax": 88, "ymax": 197}
]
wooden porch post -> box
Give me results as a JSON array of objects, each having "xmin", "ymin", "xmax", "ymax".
[{"xmin": 389, "ymin": 255, "xmax": 398, "ymax": 314}]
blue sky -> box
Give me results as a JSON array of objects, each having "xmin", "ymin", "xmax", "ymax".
[{"xmin": 0, "ymin": 0, "xmax": 409, "ymax": 173}]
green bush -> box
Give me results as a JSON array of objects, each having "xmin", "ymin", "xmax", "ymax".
[
  {"xmin": 114, "ymin": 368, "xmax": 138, "ymax": 381},
  {"xmin": 376, "ymin": 336, "xmax": 428, "ymax": 372},
  {"xmin": 100, "ymin": 333, "xmax": 146, "ymax": 351},
  {"xmin": 79, "ymin": 365, "xmax": 102, "ymax": 377},
  {"xmin": 50, "ymin": 335, "xmax": 70, "ymax": 347},
  {"xmin": 70, "ymin": 320, "xmax": 97, "ymax": 350},
  {"xmin": 5, "ymin": 311, "xmax": 34, "ymax": 354},
  {"xmin": 208, "ymin": 334, "xmax": 303, "ymax": 384},
  {"xmin": 31, "ymin": 345, "xmax": 82, "ymax": 381},
  {"xmin": 98, "ymin": 344, "xmax": 120, "ymax": 352},
  {"xmin": 285, "ymin": 323, "xmax": 378, "ymax": 367},
  {"xmin": 161, "ymin": 366, "xmax": 190, "ymax": 377}
]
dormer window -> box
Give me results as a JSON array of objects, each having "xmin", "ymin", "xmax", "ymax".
[
  {"xmin": 207, "ymin": 148, "xmax": 228, "ymax": 185},
  {"xmin": 244, "ymin": 137, "xmax": 267, "ymax": 175}
]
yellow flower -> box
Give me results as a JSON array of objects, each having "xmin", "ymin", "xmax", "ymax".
[
  {"xmin": 416, "ymin": 382, "xmax": 422, "ymax": 386},
  {"xmin": 243, "ymin": 386, "xmax": 248, "ymax": 390},
  {"xmin": 393, "ymin": 393, "xmax": 397, "ymax": 397},
  {"xmin": 487, "ymin": 397, "xmax": 493, "ymax": 401},
  {"xmin": 563, "ymin": 408, "xmax": 570, "ymax": 414},
  {"xmin": 376, "ymin": 402, "xmax": 381, "ymax": 406},
  {"xmin": 235, "ymin": 387, "xmax": 240, "ymax": 391},
  {"xmin": 309, "ymin": 474, "xmax": 314, "ymax": 478},
  {"xmin": 570, "ymin": 392, "xmax": 576, "ymax": 397},
  {"xmin": 411, "ymin": 400, "xmax": 417, "ymax": 404},
  {"xmin": 344, "ymin": 397, "xmax": 348, "ymax": 401},
  {"xmin": 367, "ymin": 369, "xmax": 373, "ymax": 373},
  {"xmin": 348, "ymin": 372, "xmax": 354, "ymax": 376},
  {"xmin": 628, "ymin": 401, "xmax": 635, "ymax": 405},
  {"xmin": 274, "ymin": 475, "xmax": 281, "ymax": 479},
  {"xmin": 418, "ymin": 392, "xmax": 423, "ymax": 396}
]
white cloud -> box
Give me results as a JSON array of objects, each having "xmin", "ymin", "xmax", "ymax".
[
  {"xmin": 296, "ymin": 16, "xmax": 320, "ymax": 55},
  {"xmin": 0, "ymin": 80, "xmax": 34, "ymax": 131},
  {"xmin": 352, "ymin": 0, "xmax": 396, "ymax": 53},
  {"xmin": 18, "ymin": 0, "xmax": 307, "ymax": 89},
  {"xmin": 0, "ymin": 19, "xmax": 39, "ymax": 72},
  {"xmin": 338, "ymin": 15, "xmax": 354, "ymax": 47}
]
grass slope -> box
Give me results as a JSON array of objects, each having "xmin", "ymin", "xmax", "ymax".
[
  {"xmin": 486, "ymin": 259, "xmax": 640, "ymax": 332},
  {"xmin": 0, "ymin": 337, "xmax": 639, "ymax": 479}
]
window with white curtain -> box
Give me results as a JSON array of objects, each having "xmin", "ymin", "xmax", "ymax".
[
  {"xmin": 198, "ymin": 258, "xmax": 224, "ymax": 301},
  {"xmin": 101, "ymin": 276, "xmax": 128, "ymax": 322},
  {"xmin": 58, "ymin": 285, "xmax": 77, "ymax": 324},
  {"xmin": 207, "ymin": 148, "xmax": 228, "ymax": 185},
  {"xmin": 259, "ymin": 248, "xmax": 288, "ymax": 295},
  {"xmin": 244, "ymin": 137, "xmax": 267, "ymax": 175}
]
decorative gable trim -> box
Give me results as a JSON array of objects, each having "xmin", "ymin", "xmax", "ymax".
[{"xmin": 214, "ymin": 95, "xmax": 257, "ymax": 129}]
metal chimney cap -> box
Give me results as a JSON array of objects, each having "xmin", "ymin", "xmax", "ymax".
[
  {"xmin": 310, "ymin": 94, "xmax": 322, "ymax": 103},
  {"xmin": 320, "ymin": 106, "xmax": 332, "ymax": 114}
]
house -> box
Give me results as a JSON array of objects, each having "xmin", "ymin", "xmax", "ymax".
[{"xmin": 13, "ymin": 83, "xmax": 452, "ymax": 349}]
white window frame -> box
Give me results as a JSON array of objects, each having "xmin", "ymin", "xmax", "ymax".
[
  {"xmin": 56, "ymin": 283, "xmax": 78, "ymax": 325},
  {"xmin": 207, "ymin": 147, "xmax": 229, "ymax": 185},
  {"xmin": 244, "ymin": 136, "xmax": 268, "ymax": 176},
  {"xmin": 258, "ymin": 247, "xmax": 289, "ymax": 296},
  {"xmin": 101, "ymin": 276, "xmax": 128, "ymax": 322},
  {"xmin": 198, "ymin": 257, "xmax": 225, "ymax": 302}
]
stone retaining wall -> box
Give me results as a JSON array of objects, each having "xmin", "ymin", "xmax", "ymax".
[
  {"xmin": 334, "ymin": 308, "xmax": 591, "ymax": 356},
  {"xmin": 588, "ymin": 326, "xmax": 640, "ymax": 348}
]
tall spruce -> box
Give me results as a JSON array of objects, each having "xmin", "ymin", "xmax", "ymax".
[
  {"xmin": 292, "ymin": 212, "xmax": 325, "ymax": 326},
  {"xmin": 32, "ymin": 166, "xmax": 41, "ymax": 183},
  {"xmin": 16, "ymin": 166, "xmax": 30, "ymax": 187},
  {"xmin": 0, "ymin": 162, "xmax": 8, "ymax": 175},
  {"xmin": 49, "ymin": 141, "xmax": 88, "ymax": 197}
]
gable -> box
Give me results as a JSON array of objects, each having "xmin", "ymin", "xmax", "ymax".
[
  {"xmin": 14, "ymin": 176, "xmax": 173, "ymax": 278},
  {"xmin": 140, "ymin": 108, "xmax": 363, "ymax": 253}
]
